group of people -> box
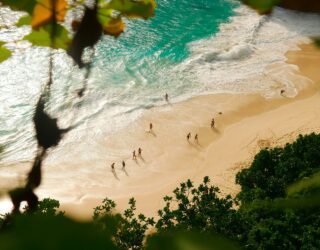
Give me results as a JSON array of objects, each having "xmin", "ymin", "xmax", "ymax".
[
  {"xmin": 111, "ymin": 160, "xmax": 126, "ymax": 171},
  {"xmin": 186, "ymin": 118, "xmax": 215, "ymax": 144},
  {"xmin": 132, "ymin": 147, "xmax": 143, "ymax": 160},
  {"xmin": 187, "ymin": 132, "xmax": 198, "ymax": 143},
  {"xmin": 110, "ymin": 147, "xmax": 143, "ymax": 171},
  {"xmin": 110, "ymin": 93, "xmax": 218, "ymax": 174}
]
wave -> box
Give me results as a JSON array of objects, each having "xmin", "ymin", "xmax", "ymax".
[{"xmin": 179, "ymin": 5, "xmax": 320, "ymax": 98}]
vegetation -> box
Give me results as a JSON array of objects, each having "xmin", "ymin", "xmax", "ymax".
[
  {"xmin": 0, "ymin": 0, "xmax": 156, "ymax": 219},
  {"xmin": 93, "ymin": 198, "xmax": 155, "ymax": 250},
  {"xmin": 236, "ymin": 133, "xmax": 320, "ymax": 203},
  {"xmin": 0, "ymin": 0, "xmax": 320, "ymax": 249},
  {"xmin": 1, "ymin": 134, "xmax": 319, "ymax": 249}
]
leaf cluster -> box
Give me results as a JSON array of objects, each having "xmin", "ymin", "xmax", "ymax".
[
  {"xmin": 156, "ymin": 177, "xmax": 240, "ymax": 237},
  {"xmin": 236, "ymin": 133, "xmax": 320, "ymax": 203},
  {"xmin": 93, "ymin": 197, "xmax": 155, "ymax": 250},
  {"xmin": 0, "ymin": 0, "xmax": 156, "ymax": 64}
]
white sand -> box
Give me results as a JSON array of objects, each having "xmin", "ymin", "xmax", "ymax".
[{"xmin": 0, "ymin": 43, "xmax": 319, "ymax": 220}]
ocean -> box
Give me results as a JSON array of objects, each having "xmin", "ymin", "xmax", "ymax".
[{"xmin": 0, "ymin": 0, "xmax": 320, "ymax": 163}]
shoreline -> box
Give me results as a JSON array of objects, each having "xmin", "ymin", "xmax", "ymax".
[
  {"xmin": 60, "ymin": 42, "xmax": 320, "ymax": 219},
  {"xmin": 0, "ymin": 42, "xmax": 319, "ymax": 220}
]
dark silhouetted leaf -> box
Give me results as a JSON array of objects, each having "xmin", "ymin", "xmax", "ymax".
[
  {"xmin": 67, "ymin": 6, "xmax": 102, "ymax": 67},
  {"xmin": 33, "ymin": 97, "xmax": 66, "ymax": 149}
]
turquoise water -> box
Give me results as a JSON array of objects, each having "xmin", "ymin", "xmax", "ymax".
[
  {"xmin": 95, "ymin": 0, "xmax": 238, "ymax": 87},
  {"xmin": 0, "ymin": 0, "xmax": 238, "ymax": 162},
  {"xmin": 99, "ymin": 0, "xmax": 237, "ymax": 63}
]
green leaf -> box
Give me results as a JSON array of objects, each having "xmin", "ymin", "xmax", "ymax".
[
  {"xmin": 145, "ymin": 230, "xmax": 241, "ymax": 250},
  {"xmin": 99, "ymin": 0, "xmax": 156, "ymax": 19},
  {"xmin": 23, "ymin": 27, "xmax": 51, "ymax": 47},
  {"xmin": 23, "ymin": 24, "xmax": 70, "ymax": 49},
  {"xmin": 16, "ymin": 15, "xmax": 32, "ymax": 27},
  {"xmin": 0, "ymin": 0, "xmax": 37, "ymax": 15},
  {"xmin": 287, "ymin": 172, "xmax": 320, "ymax": 196},
  {"xmin": 241, "ymin": 0, "xmax": 281, "ymax": 14},
  {"xmin": 0, "ymin": 44, "xmax": 12, "ymax": 63}
]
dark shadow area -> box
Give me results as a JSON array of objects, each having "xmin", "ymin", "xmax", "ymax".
[
  {"xmin": 122, "ymin": 168, "xmax": 129, "ymax": 176},
  {"xmin": 133, "ymin": 158, "xmax": 140, "ymax": 166},
  {"xmin": 139, "ymin": 155, "xmax": 146, "ymax": 163},
  {"xmin": 148, "ymin": 130, "xmax": 157, "ymax": 137},
  {"xmin": 211, "ymin": 127, "xmax": 221, "ymax": 134},
  {"xmin": 112, "ymin": 169, "xmax": 119, "ymax": 180}
]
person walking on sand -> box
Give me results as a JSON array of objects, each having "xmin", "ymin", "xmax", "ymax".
[
  {"xmin": 211, "ymin": 118, "xmax": 215, "ymax": 129},
  {"xmin": 122, "ymin": 160, "xmax": 126, "ymax": 170},
  {"xmin": 187, "ymin": 132, "xmax": 191, "ymax": 141},
  {"xmin": 165, "ymin": 93, "xmax": 169, "ymax": 102},
  {"xmin": 149, "ymin": 123, "xmax": 153, "ymax": 132},
  {"xmin": 195, "ymin": 134, "xmax": 199, "ymax": 144},
  {"xmin": 132, "ymin": 150, "xmax": 136, "ymax": 160},
  {"xmin": 138, "ymin": 147, "xmax": 142, "ymax": 156},
  {"xmin": 111, "ymin": 162, "xmax": 115, "ymax": 171}
]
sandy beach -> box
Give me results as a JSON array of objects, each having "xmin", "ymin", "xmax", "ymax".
[
  {"xmin": 60, "ymin": 42, "xmax": 320, "ymax": 219},
  {"xmin": 0, "ymin": 42, "xmax": 319, "ymax": 220}
]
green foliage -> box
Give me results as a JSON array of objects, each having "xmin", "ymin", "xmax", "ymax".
[
  {"xmin": 16, "ymin": 15, "xmax": 32, "ymax": 27},
  {"xmin": 99, "ymin": 0, "xmax": 156, "ymax": 19},
  {"xmin": 0, "ymin": 43, "xmax": 11, "ymax": 63},
  {"xmin": 287, "ymin": 171, "xmax": 320, "ymax": 196},
  {"xmin": 236, "ymin": 133, "xmax": 320, "ymax": 203},
  {"xmin": 0, "ymin": 214, "xmax": 118, "ymax": 250},
  {"xmin": 26, "ymin": 198, "xmax": 65, "ymax": 216},
  {"xmin": 241, "ymin": 0, "xmax": 281, "ymax": 14},
  {"xmin": 145, "ymin": 230, "xmax": 241, "ymax": 250},
  {"xmin": 1, "ymin": 134, "xmax": 320, "ymax": 249},
  {"xmin": 0, "ymin": 0, "xmax": 156, "ymax": 64},
  {"xmin": 156, "ymin": 177, "xmax": 241, "ymax": 238},
  {"xmin": 23, "ymin": 23, "xmax": 70, "ymax": 49},
  {"xmin": 93, "ymin": 197, "xmax": 155, "ymax": 250},
  {"xmin": 238, "ymin": 200, "xmax": 320, "ymax": 249},
  {"xmin": 0, "ymin": 0, "xmax": 37, "ymax": 14}
]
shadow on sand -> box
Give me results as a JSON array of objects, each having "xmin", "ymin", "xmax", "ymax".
[
  {"xmin": 122, "ymin": 168, "xmax": 129, "ymax": 176},
  {"xmin": 211, "ymin": 127, "xmax": 221, "ymax": 134},
  {"xmin": 112, "ymin": 169, "xmax": 120, "ymax": 180}
]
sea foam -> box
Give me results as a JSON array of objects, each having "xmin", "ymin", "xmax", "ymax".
[{"xmin": 179, "ymin": 5, "xmax": 320, "ymax": 98}]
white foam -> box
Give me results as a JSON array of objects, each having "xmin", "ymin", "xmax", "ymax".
[{"xmin": 176, "ymin": 5, "xmax": 320, "ymax": 98}]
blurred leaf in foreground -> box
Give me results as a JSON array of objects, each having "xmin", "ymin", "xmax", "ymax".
[
  {"xmin": 287, "ymin": 171, "xmax": 320, "ymax": 196},
  {"xmin": 145, "ymin": 230, "xmax": 241, "ymax": 250},
  {"xmin": 241, "ymin": 0, "xmax": 281, "ymax": 14},
  {"xmin": 0, "ymin": 42, "xmax": 11, "ymax": 63},
  {"xmin": 0, "ymin": 215, "xmax": 118, "ymax": 250},
  {"xmin": 0, "ymin": 0, "xmax": 37, "ymax": 14}
]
